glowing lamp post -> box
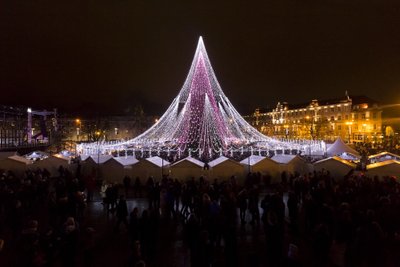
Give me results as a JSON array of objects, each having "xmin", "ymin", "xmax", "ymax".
[{"xmin": 75, "ymin": 119, "xmax": 81, "ymax": 141}]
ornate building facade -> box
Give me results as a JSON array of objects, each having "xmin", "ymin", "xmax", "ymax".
[{"xmin": 250, "ymin": 95, "xmax": 383, "ymax": 144}]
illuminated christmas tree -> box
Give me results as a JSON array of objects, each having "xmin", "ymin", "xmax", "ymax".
[{"xmin": 78, "ymin": 37, "xmax": 325, "ymax": 160}]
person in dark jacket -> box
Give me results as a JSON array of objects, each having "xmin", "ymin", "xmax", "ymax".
[{"xmin": 114, "ymin": 195, "xmax": 129, "ymax": 232}]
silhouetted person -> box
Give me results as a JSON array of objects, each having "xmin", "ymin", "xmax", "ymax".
[{"xmin": 115, "ymin": 195, "xmax": 129, "ymax": 232}]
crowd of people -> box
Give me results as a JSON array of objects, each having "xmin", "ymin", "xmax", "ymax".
[{"xmin": 1, "ymin": 161, "xmax": 400, "ymax": 266}]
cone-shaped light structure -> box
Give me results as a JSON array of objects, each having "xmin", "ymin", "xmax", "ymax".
[{"xmin": 78, "ymin": 37, "xmax": 325, "ymax": 159}]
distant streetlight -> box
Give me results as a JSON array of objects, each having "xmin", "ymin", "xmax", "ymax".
[{"xmin": 75, "ymin": 119, "xmax": 82, "ymax": 141}]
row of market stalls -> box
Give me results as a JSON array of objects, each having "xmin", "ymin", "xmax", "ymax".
[
  {"xmin": 0, "ymin": 138, "xmax": 399, "ymax": 183},
  {"xmin": 78, "ymin": 154, "xmax": 310, "ymax": 184}
]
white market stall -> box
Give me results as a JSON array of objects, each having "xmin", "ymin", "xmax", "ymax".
[
  {"xmin": 81, "ymin": 155, "xmax": 113, "ymax": 177},
  {"xmin": 271, "ymin": 154, "xmax": 311, "ymax": 175},
  {"xmin": 170, "ymin": 156, "xmax": 204, "ymax": 181},
  {"xmin": 240, "ymin": 155, "xmax": 281, "ymax": 183},
  {"xmin": 208, "ymin": 156, "xmax": 245, "ymax": 182},
  {"xmin": 0, "ymin": 155, "xmax": 33, "ymax": 176},
  {"xmin": 130, "ymin": 156, "xmax": 170, "ymax": 181},
  {"xmin": 33, "ymin": 155, "xmax": 70, "ymax": 177},
  {"xmin": 366, "ymin": 160, "xmax": 400, "ymax": 179},
  {"xmin": 101, "ymin": 156, "xmax": 139, "ymax": 183},
  {"xmin": 313, "ymin": 156, "xmax": 356, "ymax": 179}
]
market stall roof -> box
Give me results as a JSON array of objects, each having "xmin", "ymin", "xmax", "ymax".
[
  {"xmin": 368, "ymin": 152, "xmax": 400, "ymax": 161},
  {"xmin": 8, "ymin": 155, "xmax": 33, "ymax": 165},
  {"xmin": 89, "ymin": 155, "xmax": 113, "ymax": 164},
  {"xmin": 366, "ymin": 159, "xmax": 400, "ymax": 170},
  {"xmin": 271, "ymin": 154, "xmax": 299, "ymax": 164},
  {"xmin": 145, "ymin": 156, "xmax": 170, "ymax": 168},
  {"xmin": 240, "ymin": 155, "xmax": 266, "ymax": 166},
  {"xmin": 172, "ymin": 156, "xmax": 204, "ymax": 168},
  {"xmin": 314, "ymin": 156, "xmax": 357, "ymax": 168},
  {"xmin": 114, "ymin": 156, "xmax": 139, "ymax": 166},
  {"xmin": 208, "ymin": 156, "xmax": 231, "ymax": 168}
]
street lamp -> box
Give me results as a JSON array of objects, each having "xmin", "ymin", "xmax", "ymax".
[{"xmin": 75, "ymin": 119, "xmax": 81, "ymax": 141}]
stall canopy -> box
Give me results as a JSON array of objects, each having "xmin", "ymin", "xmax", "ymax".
[
  {"xmin": 208, "ymin": 156, "xmax": 244, "ymax": 181},
  {"xmin": 100, "ymin": 157, "xmax": 137, "ymax": 183},
  {"xmin": 368, "ymin": 152, "xmax": 400, "ymax": 164},
  {"xmin": 130, "ymin": 156, "xmax": 171, "ymax": 181},
  {"xmin": 0, "ymin": 155, "xmax": 33, "ymax": 176},
  {"xmin": 327, "ymin": 137, "xmax": 360, "ymax": 157},
  {"xmin": 25, "ymin": 151, "xmax": 49, "ymax": 161},
  {"xmin": 170, "ymin": 156, "xmax": 205, "ymax": 180},
  {"xmin": 313, "ymin": 156, "xmax": 356, "ymax": 179},
  {"xmin": 33, "ymin": 155, "xmax": 70, "ymax": 177},
  {"xmin": 81, "ymin": 155, "xmax": 113, "ymax": 177},
  {"xmin": 240, "ymin": 155, "xmax": 280, "ymax": 182},
  {"xmin": 271, "ymin": 154, "xmax": 311, "ymax": 175},
  {"xmin": 366, "ymin": 160, "xmax": 400, "ymax": 179}
]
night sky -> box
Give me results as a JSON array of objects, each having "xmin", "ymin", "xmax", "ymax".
[{"xmin": 1, "ymin": 1, "xmax": 400, "ymax": 116}]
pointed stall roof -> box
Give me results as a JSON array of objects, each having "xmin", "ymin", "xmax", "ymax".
[
  {"xmin": 114, "ymin": 156, "xmax": 139, "ymax": 166},
  {"xmin": 315, "ymin": 156, "xmax": 357, "ymax": 168},
  {"xmin": 145, "ymin": 156, "xmax": 170, "ymax": 168},
  {"xmin": 89, "ymin": 155, "xmax": 113, "ymax": 164},
  {"xmin": 368, "ymin": 151, "xmax": 400, "ymax": 162},
  {"xmin": 172, "ymin": 156, "xmax": 205, "ymax": 168},
  {"xmin": 8, "ymin": 155, "xmax": 33, "ymax": 165},
  {"xmin": 240, "ymin": 155, "xmax": 266, "ymax": 166},
  {"xmin": 327, "ymin": 137, "xmax": 360, "ymax": 157},
  {"xmin": 271, "ymin": 154, "xmax": 299, "ymax": 164},
  {"xmin": 208, "ymin": 156, "xmax": 231, "ymax": 168}
]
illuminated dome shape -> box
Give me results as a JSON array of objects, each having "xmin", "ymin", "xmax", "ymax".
[{"xmin": 78, "ymin": 37, "xmax": 325, "ymax": 160}]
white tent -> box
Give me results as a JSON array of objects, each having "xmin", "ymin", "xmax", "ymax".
[
  {"xmin": 24, "ymin": 151, "xmax": 50, "ymax": 161},
  {"xmin": 271, "ymin": 154, "xmax": 311, "ymax": 175},
  {"xmin": 366, "ymin": 160, "xmax": 400, "ymax": 179},
  {"xmin": 33, "ymin": 155, "xmax": 70, "ymax": 177},
  {"xmin": 327, "ymin": 137, "xmax": 360, "ymax": 157},
  {"xmin": 240, "ymin": 155, "xmax": 281, "ymax": 182},
  {"xmin": 170, "ymin": 156, "xmax": 205, "ymax": 180},
  {"xmin": 100, "ymin": 156, "xmax": 139, "ymax": 183},
  {"xmin": 313, "ymin": 156, "xmax": 356, "ymax": 179},
  {"xmin": 0, "ymin": 155, "xmax": 33, "ymax": 176},
  {"xmin": 368, "ymin": 152, "xmax": 400, "ymax": 164},
  {"xmin": 130, "ymin": 156, "xmax": 170, "ymax": 181},
  {"xmin": 208, "ymin": 156, "xmax": 244, "ymax": 182}
]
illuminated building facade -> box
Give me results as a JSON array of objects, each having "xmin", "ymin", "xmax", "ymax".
[{"xmin": 251, "ymin": 95, "xmax": 383, "ymax": 143}]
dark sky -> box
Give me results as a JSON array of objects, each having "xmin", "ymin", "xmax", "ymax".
[{"xmin": 1, "ymin": 0, "xmax": 400, "ymax": 116}]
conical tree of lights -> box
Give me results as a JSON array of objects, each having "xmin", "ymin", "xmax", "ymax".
[{"xmin": 78, "ymin": 37, "xmax": 326, "ymax": 160}]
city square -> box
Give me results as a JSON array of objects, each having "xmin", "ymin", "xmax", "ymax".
[{"xmin": 1, "ymin": 1, "xmax": 400, "ymax": 267}]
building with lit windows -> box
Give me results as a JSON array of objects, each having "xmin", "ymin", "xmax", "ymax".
[{"xmin": 249, "ymin": 95, "xmax": 383, "ymax": 144}]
